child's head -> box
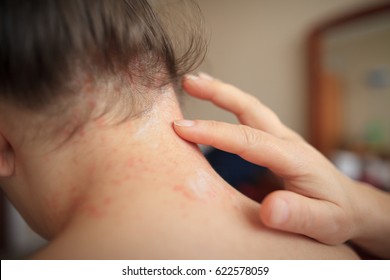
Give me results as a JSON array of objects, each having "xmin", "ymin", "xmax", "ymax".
[{"xmin": 0, "ymin": 0, "xmax": 205, "ymax": 135}]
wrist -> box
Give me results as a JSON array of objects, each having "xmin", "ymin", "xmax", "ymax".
[{"xmin": 350, "ymin": 180, "xmax": 390, "ymax": 258}]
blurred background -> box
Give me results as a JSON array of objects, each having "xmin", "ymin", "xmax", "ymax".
[
  {"xmin": 185, "ymin": 0, "xmax": 389, "ymax": 139},
  {"xmin": 1, "ymin": 0, "xmax": 389, "ymax": 259},
  {"xmin": 184, "ymin": 0, "xmax": 390, "ymax": 195}
]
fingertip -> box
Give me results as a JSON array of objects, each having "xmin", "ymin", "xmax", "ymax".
[
  {"xmin": 173, "ymin": 120, "xmax": 224, "ymax": 149},
  {"xmin": 270, "ymin": 198, "xmax": 290, "ymax": 226},
  {"xmin": 182, "ymin": 73, "xmax": 215, "ymax": 99},
  {"xmin": 173, "ymin": 119, "xmax": 200, "ymax": 142},
  {"xmin": 182, "ymin": 74, "xmax": 198, "ymax": 91},
  {"xmin": 173, "ymin": 120, "xmax": 196, "ymax": 127},
  {"xmin": 260, "ymin": 192, "xmax": 290, "ymax": 228},
  {"xmin": 182, "ymin": 72, "xmax": 214, "ymax": 83},
  {"xmin": 183, "ymin": 74, "xmax": 200, "ymax": 83}
]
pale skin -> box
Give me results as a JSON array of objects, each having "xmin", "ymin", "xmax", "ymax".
[
  {"xmin": 173, "ymin": 73, "xmax": 390, "ymax": 259},
  {"xmin": 0, "ymin": 82, "xmax": 359, "ymax": 259}
]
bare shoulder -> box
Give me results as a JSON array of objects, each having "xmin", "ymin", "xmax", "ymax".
[
  {"xmin": 147, "ymin": 190, "xmax": 359, "ymax": 259},
  {"xmin": 32, "ymin": 184, "xmax": 359, "ymax": 259}
]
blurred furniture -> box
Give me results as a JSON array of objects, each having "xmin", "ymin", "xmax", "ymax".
[
  {"xmin": 308, "ymin": 2, "xmax": 390, "ymax": 156},
  {"xmin": 307, "ymin": 3, "xmax": 390, "ymax": 191}
]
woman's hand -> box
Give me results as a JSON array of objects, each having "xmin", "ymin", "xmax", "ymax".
[{"xmin": 173, "ymin": 73, "xmax": 390, "ymax": 258}]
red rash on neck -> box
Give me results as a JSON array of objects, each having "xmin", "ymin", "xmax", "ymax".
[{"xmin": 173, "ymin": 185, "xmax": 196, "ymax": 201}]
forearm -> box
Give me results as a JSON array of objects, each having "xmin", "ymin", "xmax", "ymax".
[{"xmin": 351, "ymin": 181, "xmax": 390, "ymax": 259}]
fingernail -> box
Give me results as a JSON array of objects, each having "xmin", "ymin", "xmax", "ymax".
[
  {"xmin": 184, "ymin": 74, "xmax": 199, "ymax": 81},
  {"xmin": 174, "ymin": 120, "xmax": 195, "ymax": 127},
  {"xmin": 271, "ymin": 199, "xmax": 289, "ymax": 225},
  {"xmin": 198, "ymin": 72, "xmax": 214, "ymax": 81}
]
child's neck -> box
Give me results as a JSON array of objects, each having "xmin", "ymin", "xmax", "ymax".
[{"xmin": 43, "ymin": 90, "xmax": 227, "ymax": 238}]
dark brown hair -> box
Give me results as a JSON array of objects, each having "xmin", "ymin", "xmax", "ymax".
[{"xmin": 0, "ymin": 0, "xmax": 206, "ymax": 111}]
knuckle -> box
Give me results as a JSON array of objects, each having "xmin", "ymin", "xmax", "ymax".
[
  {"xmin": 205, "ymin": 120, "xmax": 221, "ymax": 146},
  {"xmin": 284, "ymin": 142, "xmax": 314, "ymax": 177},
  {"xmin": 237, "ymin": 125, "xmax": 260, "ymax": 155},
  {"xmin": 329, "ymin": 208, "xmax": 351, "ymax": 243},
  {"xmin": 245, "ymin": 93, "xmax": 260, "ymax": 104},
  {"xmin": 207, "ymin": 120, "xmax": 220, "ymax": 130},
  {"xmin": 242, "ymin": 92, "xmax": 261, "ymax": 109},
  {"xmin": 312, "ymin": 204, "xmax": 350, "ymax": 245}
]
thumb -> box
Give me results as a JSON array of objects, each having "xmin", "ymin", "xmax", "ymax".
[{"xmin": 260, "ymin": 190, "xmax": 352, "ymax": 245}]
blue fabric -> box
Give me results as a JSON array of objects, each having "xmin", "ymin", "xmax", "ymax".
[{"xmin": 205, "ymin": 148, "xmax": 267, "ymax": 188}]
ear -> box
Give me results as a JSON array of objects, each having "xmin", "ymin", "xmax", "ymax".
[{"xmin": 0, "ymin": 132, "xmax": 15, "ymax": 177}]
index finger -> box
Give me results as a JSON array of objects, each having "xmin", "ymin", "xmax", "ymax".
[
  {"xmin": 183, "ymin": 74, "xmax": 299, "ymax": 140},
  {"xmin": 174, "ymin": 119, "xmax": 304, "ymax": 179}
]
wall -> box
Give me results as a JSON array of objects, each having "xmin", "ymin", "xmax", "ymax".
[
  {"xmin": 325, "ymin": 17, "xmax": 390, "ymax": 151},
  {"xmin": 182, "ymin": 0, "xmax": 389, "ymax": 138}
]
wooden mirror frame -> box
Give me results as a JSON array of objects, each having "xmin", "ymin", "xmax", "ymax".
[
  {"xmin": 0, "ymin": 194, "xmax": 4, "ymax": 254},
  {"xmin": 307, "ymin": 2, "xmax": 390, "ymax": 157}
]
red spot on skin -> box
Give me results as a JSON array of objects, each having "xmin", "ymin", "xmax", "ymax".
[
  {"xmin": 68, "ymin": 185, "xmax": 87, "ymax": 209},
  {"xmin": 95, "ymin": 117, "xmax": 106, "ymax": 127},
  {"xmin": 69, "ymin": 185, "xmax": 77, "ymax": 195},
  {"xmin": 103, "ymin": 197, "xmax": 112, "ymax": 206},
  {"xmin": 173, "ymin": 185, "xmax": 196, "ymax": 201},
  {"xmin": 72, "ymin": 194, "xmax": 86, "ymax": 209},
  {"xmin": 99, "ymin": 135, "xmax": 106, "ymax": 143},
  {"xmin": 46, "ymin": 195, "xmax": 59, "ymax": 210},
  {"xmin": 88, "ymin": 164, "xmax": 96, "ymax": 178},
  {"xmin": 78, "ymin": 128, "xmax": 86, "ymax": 137},
  {"xmin": 202, "ymin": 218, "xmax": 209, "ymax": 226},
  {"xmin": 88, "ymin": 99, "xmax": 96, "ymax": 110},
  {"xmin": 112, "ymin": 178, "xmax": 125, "ymax": 186},
  {"xmin": 44, "ymin": 193, "xmax": 62, "ymax": 223},
  {"xmin": 83, "ymin": 77, "xmax": 94, "ymax": 94},
  {"xmin": 127, "ymin": 159, "xmax": 133, "ymax": 167},
  {"xmin": 113, "ymin": 84, "xmax": 121, "ymax": 92},
  {"xmin": 43, "ymin": 154, "xmax": 51, "ymax": 162},
  {"xmin": 85, "ymin": 204, "xmax": 104, "ymax": 219},
  {"xmin": 105, "ymin": 161, "xmax": 113, "ymax": 170},
  {"xmin": 60, "ymin": 126, "xmax": 74, "ymax": 139}
]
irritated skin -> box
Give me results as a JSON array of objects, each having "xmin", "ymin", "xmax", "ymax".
[{"xmin": 0, "ymin": 88, "xmax": 359, "ymax": 259}]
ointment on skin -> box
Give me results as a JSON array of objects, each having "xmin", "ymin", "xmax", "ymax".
[
  {"xmin": 187, "ymin": 169, "xmax": 219, "ymax": 201},
  {"xmin": 184, "ymin": 169, "xmax": 241, "ymax": 211}
]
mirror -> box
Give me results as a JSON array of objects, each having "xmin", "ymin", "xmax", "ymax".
[{"xmin": 308, "ymin": 3, "xmax": 390, "ymax": 191}]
